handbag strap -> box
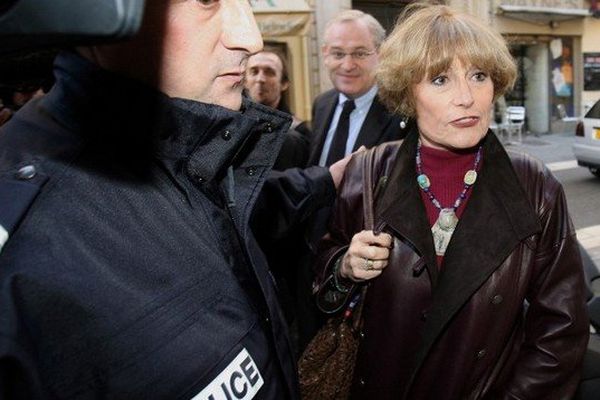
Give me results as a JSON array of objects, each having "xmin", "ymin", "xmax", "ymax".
[
  {"xmin": 351, "ymin": 147, "xmax": 378, "ymax": 331},
  {"xmin": 362, "ymin": 147, "xmax": 376, "ymax": 230}
]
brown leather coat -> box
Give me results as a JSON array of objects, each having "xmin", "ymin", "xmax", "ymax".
[{"xmin": 315, "ymin": 131, "xmax": 589, "ymax": 399}]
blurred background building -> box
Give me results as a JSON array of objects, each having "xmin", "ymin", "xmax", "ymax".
[{"xmin": 251, "ymin": 0, "xmax": 600, "ymax": 134}]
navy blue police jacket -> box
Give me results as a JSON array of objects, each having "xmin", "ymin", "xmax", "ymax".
[{"xmin": 0, "ymin": 52, "xmax": 335, "ymax": 399}]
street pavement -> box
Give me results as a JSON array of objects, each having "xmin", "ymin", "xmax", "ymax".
[{"xmin": 503, "ymin": 131, "xmax": 600, "ymax": 290}]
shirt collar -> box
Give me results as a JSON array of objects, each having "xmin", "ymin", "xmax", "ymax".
[{"xmin": 338, "ymin": 84, "xmax": 378, "ymax": 110}]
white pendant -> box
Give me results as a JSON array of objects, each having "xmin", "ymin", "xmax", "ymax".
[
  {"xmin": 431, "ymin": 208, "xmax": 458, "ymax": 256},
  {"xmin": 464, "ymin": 170, "xmax": 477, "ymax": 185}
]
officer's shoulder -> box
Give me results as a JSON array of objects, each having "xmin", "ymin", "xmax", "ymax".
[
  {"xmin": 0, "ymin": 163, "xmax": 49, "ymax": 254},
  {"xmin": 0, "ymin": 101, "xmax": 79, "ymax": 254}
]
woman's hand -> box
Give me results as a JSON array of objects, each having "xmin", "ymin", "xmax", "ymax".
[{"xmin": 339, "ymin": 230, "xmax": 393, "ymax": 282}]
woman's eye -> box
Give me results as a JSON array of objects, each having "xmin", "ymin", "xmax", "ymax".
[
  {"xmin": 431, "ymin": 76, "xmax": 447, "ymax": 86},
  {"xmin": 196, "ymin": 0, "xmax": 219, "ymax": 6},
  {"xmin": 472, "ymin": 71, "xmax": 488, "ymax": 82}
]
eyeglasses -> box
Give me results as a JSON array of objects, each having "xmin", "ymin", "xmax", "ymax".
[{"xmin": 327, "ymin": 49, "xmax": 376, "ymax": 61}]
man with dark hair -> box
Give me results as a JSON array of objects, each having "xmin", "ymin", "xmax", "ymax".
[
  {"xmin": 0, "ymin": 1, "xmax": 348, "ymax": 398},
  {"xmin": 245, "ymin": 49, "xmax": 309, "ymax": 170}
]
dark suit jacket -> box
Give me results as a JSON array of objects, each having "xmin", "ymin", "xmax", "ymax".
[
  {"xmin": 273, "ymin": 128, "xmax": 309, "ymax": 171},
  {"xmin": 307, "ymin": 88, "xmax": 406, "ymax": 166}
]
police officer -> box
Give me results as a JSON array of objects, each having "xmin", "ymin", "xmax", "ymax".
[{"xmin": 0, "ymin": 0, "xmax": 348, "ymax": 398}]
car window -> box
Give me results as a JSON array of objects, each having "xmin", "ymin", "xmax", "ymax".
[{"xmin": 586, "ymin": 100, "xmax": 600, "ymax": 119}]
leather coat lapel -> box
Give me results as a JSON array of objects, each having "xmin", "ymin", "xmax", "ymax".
[
  {"xmin": 352, "ymin": 96, "xmax": 391, "ymax": 151},
  {"xmin": 377, "ymin": 130, "xmax": 440, "ymax": 286},
  {"xmin": 406, "ymin": 132, "xmax": 542, "ymax": 390}
]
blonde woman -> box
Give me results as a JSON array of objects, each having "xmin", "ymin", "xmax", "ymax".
[{"xmin": 314, "ymin": 4, "xmax": 588, "ymax": 399}]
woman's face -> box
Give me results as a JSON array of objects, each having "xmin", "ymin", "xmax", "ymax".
[{"xmin": 413, "ymin": 59, "xmax": 494, "ymax": 150}]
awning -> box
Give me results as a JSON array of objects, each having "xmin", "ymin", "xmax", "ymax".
[
  {"xmin": 497, "ymin": 5, "xmax": 590, "ymax": 25},
  {"xmin": 251, "ymin": 0, "xmax": 311, "ymax": 36}
]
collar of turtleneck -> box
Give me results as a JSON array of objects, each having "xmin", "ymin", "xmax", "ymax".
[{"xmin": 42, "ymin": 51, "xmax": 292, "ymax": 184}]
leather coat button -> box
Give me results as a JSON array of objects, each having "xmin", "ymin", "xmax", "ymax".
[
  {"xmin": 491, "ymin": 295, "xmax": 503, "ymax": 305},
  {"xmin": 359, "ymin": 331, "xmax": 365, "ymax": 340},
  {"xmin": 476, "ymin": 349, "xmax": 487, "ymax": 359},
  {"xmin": 221, "ymin": 130, "xmax": 232, "ymax": 140},
  {"xmin": 245, "ymin": 167, "xmax": 257, "ymax": 176},
  {"xmin": 16, "ymin": 165, "xmax": 36, "ymax": 180},
  {"xmin": 421, "ymin": 310, "xmax": 428, "ymax": 321},
  {"xmin": 265, "ymin": 123, "xmax": 273, "ymax": 133},
  {"xmin": 359, "ymin": 378, "xmax": 366, "ymax": 386}
]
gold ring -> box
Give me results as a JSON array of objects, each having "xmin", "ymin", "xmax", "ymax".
[{"xmin": 363, "ymin": 258, "xmax": 374, "ymax": 271}]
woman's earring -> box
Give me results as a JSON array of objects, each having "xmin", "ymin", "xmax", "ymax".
[{"xmin": 399, "ymin": 117, "xmax": 408, "ymax": 130}]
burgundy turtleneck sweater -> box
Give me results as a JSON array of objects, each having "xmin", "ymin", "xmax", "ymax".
[{"xmin": 418, "ymin": 144, "xmax": 482, "ymax": 267}]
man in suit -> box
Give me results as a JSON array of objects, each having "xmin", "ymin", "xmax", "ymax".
[
  {"xmin": 245, "ymin": 48, "xmax": 309, "ymax": 170},
  {"xmin": 308, "ymin": 9, "xmax": 405, "ymax": 167}
]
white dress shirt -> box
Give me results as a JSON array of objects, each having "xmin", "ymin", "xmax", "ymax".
[{"xmin": 318, "ymin": 85, "xmax": 378, "ymax": 167}]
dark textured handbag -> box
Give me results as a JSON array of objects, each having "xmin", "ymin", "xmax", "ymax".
[{"xmin": 298, "ymin": 148, "xmax": 377, "ymax": 400}]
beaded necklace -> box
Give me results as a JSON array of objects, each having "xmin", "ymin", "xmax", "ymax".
[{"xmin": 416, "ymin": 140, "xmax": 482, "ymax": 256}]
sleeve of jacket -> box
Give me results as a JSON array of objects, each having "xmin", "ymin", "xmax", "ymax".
[
  {"xmin": 312, "ymin": 152, "xmax": 369, "ymax": 313},
  {"xmin": 0, "ymin": 337, "xmax": 45, "ymax": 399},
  {"xmin": 0, "ymin": 272, "xmax": 46, "ymax": 400},
  {"xmin": 499, "ymin": 175, "xmax": 589, "ymax": 399},
  {"xmin": 252, "ymin": 166, "xmax": 336, "ymax": 243}
]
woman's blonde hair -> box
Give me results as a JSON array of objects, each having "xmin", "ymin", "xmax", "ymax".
[{"xmin": 377, "ymin": 3, "xmax": 517, "ymax": 117}]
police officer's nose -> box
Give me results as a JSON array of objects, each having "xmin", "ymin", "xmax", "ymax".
[{"xmin": 221, "ymin": 0, "xmax": 263, "ymax": 54}]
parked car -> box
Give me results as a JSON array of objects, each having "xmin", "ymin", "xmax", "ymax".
[{"xmin": 573, "ymin": 99, "xmax": 600, "ymax": 178}]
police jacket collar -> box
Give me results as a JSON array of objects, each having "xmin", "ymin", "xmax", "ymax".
[{"xmin": 43, "ymin": 51, "xmax": 291, "ymax": 185}]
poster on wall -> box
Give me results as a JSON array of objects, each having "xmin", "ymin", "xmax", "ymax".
[
  {"xmin": 584, "ymin": 52, "xmax": 600, "ymax": 91},
  {"xmin": 550, "ymin": 37, "xmax": 575, "ymax": 117}
]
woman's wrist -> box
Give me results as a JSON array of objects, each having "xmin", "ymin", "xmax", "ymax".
[{"xmin": 332, "ymin": 255, "xmax": 353, "ymax": 293}]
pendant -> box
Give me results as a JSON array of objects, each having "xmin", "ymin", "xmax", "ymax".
[
  {"xmin": 431, "ymin": 208, "xmax": 458, "ymax": 256},
  {"xmin": 417, "ymin": 174, "xmax": 430, "ymax": 189},
  {"xmin": 464, "ymin": 170, "xmax": 477, "ymax": 185}
]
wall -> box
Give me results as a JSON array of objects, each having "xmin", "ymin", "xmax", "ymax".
[{"xmin": 582, "ymin": 16, "xmax": 600, "ymax": 112}]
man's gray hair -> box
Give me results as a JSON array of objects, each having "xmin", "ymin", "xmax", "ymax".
[{"xmin": 324, "ymin": 9, "xmax": 386, "ymax": 48}]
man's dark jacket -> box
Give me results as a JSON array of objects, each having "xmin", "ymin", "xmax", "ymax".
[
  {"xmin": 0, "ymin": 52, "xmax": 334, "ymax": 399},
  {"xmin": 307, "ymin": 88, "xmax": 405, "ymax": 166},
  {"xmin": 272, "ymin": 101, "xmax": 309, "ymax": 172}
]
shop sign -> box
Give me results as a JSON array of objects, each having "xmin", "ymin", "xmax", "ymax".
[
  {"xmin": 584, "ymin": 53, "xmax": 600, "ymax": 91},
  {"xmin": 495, "ymin": 0, "xmax": 583, "ymax": 9},
  {"xmin": 550, "ymin": 37, "xmax": 575, "ymax": 117}
]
